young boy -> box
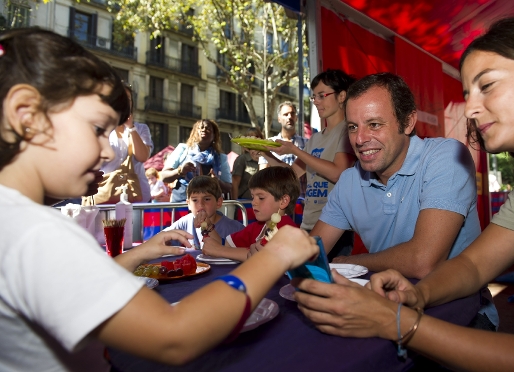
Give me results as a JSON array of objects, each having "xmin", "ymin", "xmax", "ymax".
[
  {"xmin": 163, "ymin": 176, "xmax": 244, "ymax": 249},
  {"xmin": 203, "ymin": 167, "xmax": 300, "ymax": 261}
]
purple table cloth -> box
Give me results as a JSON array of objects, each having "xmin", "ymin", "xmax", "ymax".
[{"xmin": 108, "ymin": 252, "xmax": 481, "ymax": 372}]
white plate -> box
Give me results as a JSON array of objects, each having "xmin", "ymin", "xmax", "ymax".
[
  {"xmin": 171, "ymin": 298, "xmax": 279, "ymax": 332},
  {"xmin": 329, "ymin": 263, "xmax": 368, "ymax": 278},
  {"xmin": 279, "ymin": 284, "xmax": 296, "ymax": 301},
  {"xmin": 279, "ymin": 278, "xmax": 370, "ymax": 302},
  {"xmin": 242, "ymin": 298, "xmax": 279, "ymax": 332},
  {"xmin": 137, "ymin": 276, "xmax": 159, "ymax": 289},
  {"xmin": 196, "ymin": 254, "xmax": 240, "ymax": 265}
]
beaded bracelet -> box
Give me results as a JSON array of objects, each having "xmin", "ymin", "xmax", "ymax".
[
  {"xmin": 215, "ymin": 275, "xmax": 252, "ymax": 342},
  {"xmin": 396, "ymin": 303, "xmax": 423, "ymax": 359}
]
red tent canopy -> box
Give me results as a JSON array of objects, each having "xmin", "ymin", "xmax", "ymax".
[{"xmin": 339, "ymin": 0, "xmax": 514, "ymax": 70}]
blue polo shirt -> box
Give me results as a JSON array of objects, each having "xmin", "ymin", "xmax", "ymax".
[
  {"xmin": 320, "ymin": 136, "xmax": 498, "ymax": 327},
  {"xmin": 320, "ymin": 136, "xmax": 480, "ymax": 258}
]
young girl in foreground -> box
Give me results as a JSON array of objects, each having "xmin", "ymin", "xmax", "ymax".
[
  {"xmin": 294, "ymin": 17, "xmax": 514, "ymax": 371},
  {"xmin": 0, "ymin": 28, "xmax": 317, "ymax": 371}
]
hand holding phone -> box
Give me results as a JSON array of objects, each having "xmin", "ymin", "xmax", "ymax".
[{"xmin": 286, "ymin": 236, "xmax": 334, "ymax": 283}]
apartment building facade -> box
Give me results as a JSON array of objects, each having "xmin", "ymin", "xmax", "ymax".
[{"xmin": 1, "ymin": 0, "xmax": 298, "ymax": 155}]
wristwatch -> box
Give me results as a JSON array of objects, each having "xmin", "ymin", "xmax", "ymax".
[{"xmin": 127, "ymin": 127, "xmax": 137, "ymax": 133}]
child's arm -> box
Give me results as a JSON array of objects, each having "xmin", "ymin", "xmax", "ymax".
[
  {"xmin": 202, "ymin": 237, "xmax": 249, "ymax": 262},
  {"xmin": 114, "ymin": 230, "xmax": 192, "ymax": 271},
  {"xmin": 95, "ymin": 226, "xmax": 318, "ymax": 365}
]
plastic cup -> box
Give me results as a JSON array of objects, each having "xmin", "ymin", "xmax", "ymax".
[{"xmin": 104, "ymin": 226, "xmax": 124, "ymax": 257}]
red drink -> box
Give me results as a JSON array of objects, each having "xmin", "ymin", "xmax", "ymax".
[{"xmin": 104, "ymin": 226, "xmax": 124, "ymax": 257}]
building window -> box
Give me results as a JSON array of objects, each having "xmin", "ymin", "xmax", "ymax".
[
  {"xmin": 149, "ymin": 77, "xmax": 164, "ymax": 99},
  {"xmin": 147, "ymin": 76, "xmax": 164, "ymax": 111},
  {"xmin": 149, "ymin": 36, "xmax": 165, "ymax": 64},
  {"xmin": 181, "ymin": 43, "xmax": 198, "ymax": 75},
  {"xmin": 219, "ymin": 90, "xmax": 237, "ymax": 122},
  {"xmin": 69, "ymin": 8, "xmax": 97, "ymax": 45},
  {"xmin": 220, "ymin": 90, "xmax": 236, "ymax": 112},
  {"xmin": 7, "ymin": 3, "xmax": 30, "ymax": 28},
  {"xmin": 180, "ymin": 84, "xmax": 194, "ymax": 117},
  {"xmin": 113, "ymin": 68, "xmax": 129, "ymax": 83},
  {"xmin": 179, "ymin": 126, "xmax": 192, "ymax": 143},
  {"xmin": 147, "ymin": 122, "xmax": 168, "ymax": 155},
  {"xmin": 220, "ymin": 132, "xmax": 232, "ymax": 154}
]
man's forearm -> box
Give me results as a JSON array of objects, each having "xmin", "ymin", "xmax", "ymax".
[{"xmin": 335, "ymin": 243, "xmax": 442, "ymax": 280}]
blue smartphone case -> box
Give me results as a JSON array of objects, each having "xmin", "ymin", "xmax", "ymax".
[{"xmin": 286, "ymin": 236, "xmax": 334, "ymax": 283}]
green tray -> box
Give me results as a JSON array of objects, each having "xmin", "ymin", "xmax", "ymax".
[{"xmin": 231, "ymin": 137, "xmax": 281, "ymax": 151}]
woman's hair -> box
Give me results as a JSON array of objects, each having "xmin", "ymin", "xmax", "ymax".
[
  {"xmin": 460, "ymin": 17, "xmax": 514, "ymax": 152},
  {"xmin": 186, "ymin": 119, "xmax": 222, "ymax": 154},
  {"xmin": 311, "ymin": 69, "xmax": 356, "ymax": 94},
  {"xmin": 0, "ymin": 27, "xmax": 130, "ymax": 170},
  {"xmin": 248, "ymin": 166, "xmax": 300, "ymax": 215},
  {"xmin": 145, "ymin": 167, "xmax": 159, "ymax": 178}
]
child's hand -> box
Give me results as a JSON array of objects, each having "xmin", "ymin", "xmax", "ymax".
[
  {"xmin": 262, "ymin": 226, "xmax": 318, "ymax": 270},
  {"xmin": 193, "ymin": 210, "xmax": 209, "ymax": 228},
  {"xmin": 202, "ymin": 237, "xmax": 223, "ymax": 257}
]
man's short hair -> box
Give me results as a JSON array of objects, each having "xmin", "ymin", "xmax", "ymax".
[
  {"xmin": 248, "ymin": 167, "xmax": 300, "ymax": 215},
  {"xmin": 343, "ymin": 72, "xmax": 417, "ymax": 136},
  {"xmin": 277, "ymin": 101, "xmax": 297, "ymax": 117},
  {"xmin": 186, "ymin": 176, "xmax": 222, "ymax": 200}
]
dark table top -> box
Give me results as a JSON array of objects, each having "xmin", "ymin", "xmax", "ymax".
[{"xmin": 108, "ymin": 252, "xmax": 481, "ymax": 372}]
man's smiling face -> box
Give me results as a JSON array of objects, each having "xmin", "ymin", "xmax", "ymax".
[{"xmin": 346, "ymin": 86, "xmax": 415, "ymax": 185}]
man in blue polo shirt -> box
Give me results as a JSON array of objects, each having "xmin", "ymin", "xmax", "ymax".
[{"xmin": 309, "ymin": 72, "xmax": 497, "ymax": 330}]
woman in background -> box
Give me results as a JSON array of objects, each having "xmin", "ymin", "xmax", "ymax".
[
  {"xmin": 101, "ymin": 83, "xmax": 153, "ymax": 202},
  {"xmin": 161, "ymin": 119, "xmax": 231, "ymax": 202}
]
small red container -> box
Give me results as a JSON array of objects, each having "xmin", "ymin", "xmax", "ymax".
[{"xmin": 104, "ymin": 226, "xmax": 124, "ymax": 257}]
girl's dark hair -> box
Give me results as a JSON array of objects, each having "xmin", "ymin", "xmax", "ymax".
[
  {"xmin": 0, "ymin": 27, "xmax": 130, "ymax": 170},
  {"xmin": 311, "ymin": 69, "xmax": 356, "ymax": 94},
  {"xmin": 248, "ymin": 166, "xmax": 300, "ymax": 215},
  {"xmin": 460, "ymin": 17, "xmax": 514, "ymax": 152}
]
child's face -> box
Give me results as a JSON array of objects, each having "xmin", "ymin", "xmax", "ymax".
[
  {"xmin": 37, "ymin": 86, "xmax": 119, "ymax": 199},
  {"xmin": 250, "ymin": 188, "xmax": 285, "ymax": 222},
  {"xmin": 147, "ymin": 175, "xmax": 157, "ymax": 185},
  {"xmin": 187, "ymin": 192, "xmax": 222, "ymax": 218}
]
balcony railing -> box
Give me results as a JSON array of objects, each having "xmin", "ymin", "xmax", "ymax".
[
  {"xmin": 145, "ymin": 97, "xmax": 201, "ymax": 119},
  {"xmin": 146, "ymin": 51, "xmax": 201, "ymax": 78},
  {"xmin": 67, "ymin": 30, "xmax": 137, "ymax": 60},
  {"xmin": 216, "ymin": 108, "xmax": 251, "ymax": 124}
]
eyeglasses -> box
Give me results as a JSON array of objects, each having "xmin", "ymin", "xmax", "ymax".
[{"xmin": 309, "ymin": 92, "xmax": 336, "ymax": 102}]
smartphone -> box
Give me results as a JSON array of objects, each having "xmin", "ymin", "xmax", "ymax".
[{"xmin": 286, "ymin": 236, "xmax": 334, "ymax": 283}]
